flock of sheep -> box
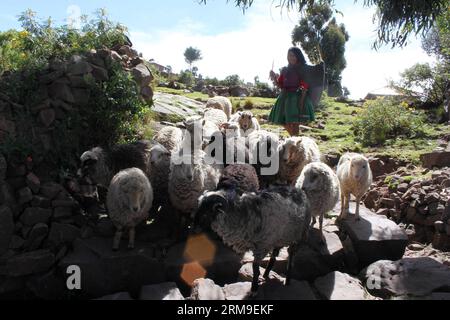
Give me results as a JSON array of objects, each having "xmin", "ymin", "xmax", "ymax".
[{"xmin": 78, "ymin": 96, "xmax": 373, "ymax": 295}]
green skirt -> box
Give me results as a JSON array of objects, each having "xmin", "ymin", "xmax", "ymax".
[{"xmin": 268, "ymin": 90, "xmax": 315, "ymax": 124}]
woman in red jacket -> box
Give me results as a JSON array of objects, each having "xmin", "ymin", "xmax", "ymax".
[{"xmin": 269, "ymin": 47, "xmax": 315, "ymax": 136}]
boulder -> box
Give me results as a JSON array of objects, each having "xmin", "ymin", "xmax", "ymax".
[
  {"xmin": 314, "ymin": 271, "xmax": 374, "ymax": 300},
  {"xmin": 0, "ymin": 154, "xmax": 7, "ymax": 181},
  {"xmin": 59, "ymin": 237, "xmax": 165, "ymax": 298},
  {"xmin": 39, "ymin": 109, "xmax": 56, "ymax": 128},
  {"xmin": 0, "ymin": 250, "xmax": 55, "ymax": 277},
  {"xmin": 40, "ymin": 182, "xmax": 62, "ymax": 200},
  {"xmin": 337, "ymin": 202, "xmax": 408, "ymax": 268},
  {"xmin": 165, "ymin": 233, "xmax": 241, "ymax": 292},
  {"xmin": 190, "ymin": 278, "xmax": 225, "ymax": 300},
  {"xmin": 47, "ymin": 223, "xmax": 81, "ymax": 246},
  {"xmin": 48, "ymin": 82, "xmax": 75, "ymax": 104},
  {"xmin": 140, "ymin": 282, "xmax": 184, "ymax": 300},
  {"xmin": 131, "ymin": 64, "xmax": 153, "ymax": 87},
  {"xmin": 0, "ymin": 206, "xmax": 14, "ymax": 255},
  {"xmin": 67, "ymin": 60, "xmax": 93, "ymax": 76},
  {"xmin": 91, "ymin": 64, "xmax": 109, "ymax": 82},
  {"xmin": 17, "ymin": 187, "xmax": 33, "ymax": 205},
  {"xmin": 20, "ymin": 207, "xmax": 52, "ymax": 227},
  {"xmin": 26, "ymin": 173, "xmax": 40, "ymax": 194},
  {"xmin": 24, "ymin": 223, "xmax": 49, "ymax": 251},
  {"xmin": 360, "ymin": 257, "xmax": 450, "ymax": 298},
  {"xmin": 420, "ymin": 151, "xmax": 450, "ymax": 169},
  {"xmin": 27, "ymin": 270, "xmax": 67, "ymax": 300}
]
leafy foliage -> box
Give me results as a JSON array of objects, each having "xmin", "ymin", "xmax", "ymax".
[
  {"xmin": 353, "ymin": 98, "xmax": 425, "ymax": 146},
  {"xmin": 184, "ymin": 46, "xmax": 202, "ymax": 70},
  {"xmin": 0, "ymin": 8, "xmax": 129, "ymax": 74},
  {"xmin": 200, "ymin": 0, "xmax": 446, "ymax": 49}
]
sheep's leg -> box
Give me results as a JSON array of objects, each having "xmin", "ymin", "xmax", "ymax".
[
  {"xmin": 263, "ymin": 248, "xmax": 281, "ymax": 279},
  {"xmin": 286, "ymin": 244, "xmax": 298, "ymax": 286},
  {"xmin": 128, "ymin": 227, "xmax": 136, "ymax": 250},
  {"xmin": 113, "ymin": 227, "xmax": 123, "ymax": 251},
  {"xmin": 311, "ymin": 216, "xmax": 317, "ymax": 227},
  {"xmin": 355, "ymin": 196, "xmax": 361, "ymax": 221},
  {"xmin": 251, "ymin": 260, "xmax": 261, "ymax": 296},
  {"xmin": 341, "ymin": 193, "xmax": 350, "ymax": 219},
  {"xmin": 339, "ymin": 192, "xmax": 346, "ymax": 219},
  {"xmin": 319, "ymin": 214, "xmax": 326, "ymax": 244}
]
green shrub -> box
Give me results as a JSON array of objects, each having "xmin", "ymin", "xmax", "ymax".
[
  {"xmin": 178, "ymin": 70, "xmax": 195, "ymax": 87},
  {"xmin": 353, "ymin": 98, "xmax": 425, "ymax": 146},
  {"xmin": 0, "ymin": 8, "xmax": 129, "ymax": 74}
]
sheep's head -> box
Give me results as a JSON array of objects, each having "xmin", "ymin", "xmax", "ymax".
[
  {"xmin": 281, "ymin": 138, "xmax": 304, "ymax": 164},
  {"xmin": 78, "ymin": 147, "xmax": 104, "ymax": 182},
  {"xmin": 150, "ymin": 144, "xmax": 170, "ymax": 167},
  {"xmin": 194, "ymin": 190, "xmax": 229, "ymax": 231},
  {"xmin": 300, "ymin": 163, "xmax": 328, "ymax": 193},
  {"xmin": 238, "ymin": 111, "xmax": 254, "ymax": 131},
  {"xmin": 350, "ymin": 155, "xmax": 370, "ymax": 181},
  {"xmin": 221, "ymin": 122, "xmax": 241, "ymax": 139},
  {"xmin": 118, "ymin": 171, "xmax": 148, "ymax": 214}
]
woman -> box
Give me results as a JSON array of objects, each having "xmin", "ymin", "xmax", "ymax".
[{"xmin": 268, "ymin": 47, "xmax": 315, "ymax": 136}]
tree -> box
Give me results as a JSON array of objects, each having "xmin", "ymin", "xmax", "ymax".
[
  {"xmin": 292, "ymin": 2, "xmax": 349, "ymax": 97},
  {"xmin": 221, "ymin": 74, "xmax": 244, "ymax": 87},
  {"xmin": 178, "ymin": 70, "xmax": 195, "ymax": 87},
  {"xmin": 184, "ymin": 46, "xmax": 202, "ymax": 71},
  {"xmin": 199, "ymin": 0, "xmax": 447, "ymax": 49}
]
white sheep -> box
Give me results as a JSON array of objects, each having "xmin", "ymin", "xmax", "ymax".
[
  {"xmin": 107, "ymin": 168, "xmax": 153, "ymax": 251},
  {"xmin": 149, "ymin": 143, "xmax": 172, "ymax": 211},
  {"xmin": 203, "ymin": 108, "xmax": 228, "ymax": 128},
  {"xmin": 168, "ymin": 150, "xmax": 223, "ymax": 220},
  {"xmin": 277, "ymin": 136, "xmax": 321, "ymax": 186},
  {"xmin": 230, "ymin": 111, "xmax": 261, "ymax": 137},
  {"xmin": 247, "ymin": 130, "xmax": 280, "ymax": 187},
  {"xmin": 296, "ymin": 162, "xmax": 340, "ymax": 240},
  {"xmin": 154, "ymin": 126, "xmax": 183, "ymax": 153},
  {"xmin": 336, "ymin": 153, "xmax": 373, "ymax": 221},
  {"xmin": 206, "ymin": 96, "xmax": 232, "ymax": 120}
]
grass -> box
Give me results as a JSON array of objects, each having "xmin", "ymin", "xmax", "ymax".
[{"xmin": 154, "ymin": 87, "xmax": 450, "ymax": 164}]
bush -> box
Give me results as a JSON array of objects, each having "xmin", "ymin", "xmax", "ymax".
[
  {"xmin": 178, "ymin": 70, "xmax": 195, "ymax": 87},
  {"xmin": 353, "ymin": 98, "xmax": 425, "ymax": 146},
  {"xmin": 0, "ymin": 9, "xmax": 129, "ymax": 75},
  {"xmin": 243, "ymin": 99, "xmax": 254, "ymax": 110}
]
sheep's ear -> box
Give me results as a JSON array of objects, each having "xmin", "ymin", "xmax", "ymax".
[
  {"xmin": 202, "ymin": 119, "xmax": 206, "ymax": 126},
  {"xmin": 212, "ymin": 202, "xmax": 223, "ymax": 213}
]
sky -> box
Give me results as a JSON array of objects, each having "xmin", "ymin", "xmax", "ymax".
[{"xmin": 0, "ymin": 0, "xmax": 436, "ymax": 99}]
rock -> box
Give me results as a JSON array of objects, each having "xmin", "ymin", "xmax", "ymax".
[
  {"xmin": 140, "ymin": 86, "xmax": 154, "ymax": 103},
  {"xmin": 337, "ymin": 202, "xmax": 408, "ymax": 268},
  {"xmin": 17, "ymin": 187, "xmax": 33, "ymax": 205},
  {"xmin": 140, "ymin": 282, "xmax": 184, "ymax": 300},
  {"xmin": 190, "ymin": 278, "xmax": 225, "ymax": 300},
  {"xmin": 48, "ymin": 82, "xmax": 75, "ymax": 104},
  {"xmin": 259, "ymin": 279, "xmax": 316, "ymax": 300},
  {"xmin": 53, "ymin": 207, "xmax": 73, "ymax": 219},
  {"xmin": 68, "ymin": 75, "xmax": 89, "ymax": 88},
  {"xmin": 420, "ymin": 151, "xmax": 450, "ymax": 169},
  {"xmin": 223, "ymin": 282, "xmax": 253, "ymax": 300},
  {"xmin": 25, "ymin": 223, "xmax": 49, "ymax": 251},
  {"xmin": 26, "ymin": 173, "xmax": 40, "ymax": 194},
  {"xmin": 20, "ymin": 207, "xmax": 52, "ymax": 227},
  {"xmin": 67, "ymin": 60, "xmax": 93, "ymax": 75},
  {"xmin": 425, "ymin": 192, "xmax": 440, "ymax": 204},
  {"xmin": 31, "ymin": 196, "xmax": 51, "ymax": 208},
  {"xmin": 0, "ymin": 250, "xmax": 55, "ymax": 277},
  {"xmin": 40, "ymin": 182, "xmax": 62, "ymax": 200},
  {"xmin": 39, "ymin": 69, "xmax": 65, "ymax": 84},
  {"xmin": 165, "ymin": 234, "xmax": 241, "ymax": 293},
  {"xmin": 363, "ymin": 190, "xmax": 379, "ymax": 209},
  {"xmin": 9, "ymin": 235, "xmax": 25, "ymax": 250},
  {"xmin": 239, "ymin": 263, "xmax": 285, "ymax": 283},
  {"xmin": 229, "ymin": 86, "xmax": 249, "ymax": 97},
  {"xmin": 131, "ymin": 64, "xmax": 153, "ymax": 87},
  {"xmin": 39, "ymin": 108, "xmax": 56, "ymax": 128},
  {"xmin": 72, "ymin": 88, "xmax": 90, "ymax": 106},
  {"xmin": 397, "ymin": 183, "xmax": 409, "ymax": 193},
  {"xmin": 27, "ymin": 270, "xmax": 69, "ymax": 300},
  {"xmin": 0, "ymin": 154, "xmax": 7, "ymax": 181},
  {"xmin": 0, "ymin": 206, "xmax": 14, "ymax": 255},
  {"xmin": 48, "ymin": 223, "xmax": 81, "ymax": 246},
  {"xmin": 59, "ymin": 237, "xmax": 165, "ymax": 298},
  {"xmin": 314, "ymin": 271, "xmax": 373, "ymax": 300},
  {"xmin": 360, "ymin": 257, "xmax": 450, "ymax": 298},
  {"xmin": 91, "ymin": 64, "xmax": 109, "ymax": 82},
  {"xmin": 117, "ymin": 45, "xmax": 135, "ymax": 57},
  {"xmin": 291, "ymin": 229, "xmax": 345, "ymax": 281},
  {"xmin": 0, "ymin": 276, "xmax": 26, "ymax": 296},
  {"xmin": 380, "ymin": 197, "xmax": 395, "ymax": 208},
  {"xmin": 96, "ymin": 292, "xmax": 134, "ymax": 300}
]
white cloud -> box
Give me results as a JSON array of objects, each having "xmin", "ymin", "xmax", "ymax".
[{"xmin": 130, "ymin": 1, "xmax": 435, "ymax": 99}]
